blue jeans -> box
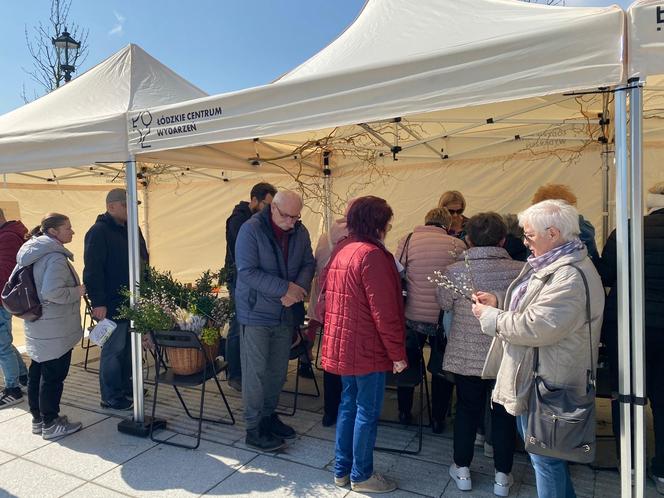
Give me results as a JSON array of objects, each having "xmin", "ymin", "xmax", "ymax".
[
  {"xmin": 0, "ymin": 308, "xmax": 27, "ymax": 389},
  {"xmin": 517, "ymin": 414, "xmax": 577, "ymax": 498},
  {"xmin": 335, "ymin": 372, "xmax": 386, "ymax": 483},
  {"xmin": 99, "ymin": 321, "xmax": 132, "ymax": 405}
]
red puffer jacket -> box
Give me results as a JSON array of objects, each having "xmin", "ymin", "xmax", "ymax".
[
  {"xmin": 319, "ymin": 236, "xmax": 406, "ymax": 376},
  {"xmin": 0, "ymin": 220, "xmax": 28, "ymax": 289}
]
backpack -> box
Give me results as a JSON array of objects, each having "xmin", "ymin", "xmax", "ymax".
[{"xmin": 1, "ymin": 265, "xmax": 42, "ymax": 322}]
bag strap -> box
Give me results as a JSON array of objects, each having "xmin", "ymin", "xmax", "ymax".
[
  {"xmin": 532, "ymin": 264, "xmax": 594, "ymax": 386},
  {"xmin": 399, "ymin": 233, "xmax": 413, "ymax": 269}
]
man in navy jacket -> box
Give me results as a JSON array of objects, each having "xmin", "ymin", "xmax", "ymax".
[
  {"xmin": 234, "ymin": 190, "xmax": 314, "ymax": 451},
  {"xmin": 83, "ymin": 189, "xmax": 148, "ymax": 411},
  {"xmin": 224, "ymin": 182, "xmax": 276, "ymax": 392}
]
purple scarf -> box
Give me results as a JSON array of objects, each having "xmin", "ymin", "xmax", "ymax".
[{"xmin": 509, "ymin": 238, "xmax": 584, "ymax": 311}]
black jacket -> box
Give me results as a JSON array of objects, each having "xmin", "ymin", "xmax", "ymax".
[
  {"xmin": 83, "ymin": 213, "xmax": 149, "ymax": 319},
  {"xmin": 599, "ymin": 208, "xmax": 664, "ymax": 336},
  {"xmin": 224, "ymin": 201, "xmax": 252, "ymax": 283}
]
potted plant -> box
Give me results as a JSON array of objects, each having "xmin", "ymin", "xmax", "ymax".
[{"xmin": 117, "ymin": 267, "xmax": 235, "ymax": 375}]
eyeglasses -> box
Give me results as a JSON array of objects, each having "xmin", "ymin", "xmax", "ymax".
[
  {"xmin": 447, "ymin": 208, "xmax": 464, "ymax": 215},
  {"xmin": 523, "ymin": 226, "xmax": 552, "ymax": 242},
  {"xmin": 273, "ymin": 204, "xmax": 301, "ymax": 221}
]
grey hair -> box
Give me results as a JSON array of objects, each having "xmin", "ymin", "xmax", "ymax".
[
  {"xmin": 272, "ymin": 190, "xmax": 303, "ymax": 208},
  {"xmin": 518, "ymin": 199, "xmax": 580, "ymax": 242}
]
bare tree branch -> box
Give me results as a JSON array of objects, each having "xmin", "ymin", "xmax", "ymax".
[{"xmin": 21, "ymin": 0, "xmax": 90, "ymax": 101}]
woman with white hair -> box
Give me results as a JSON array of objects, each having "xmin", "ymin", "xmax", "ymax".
[{"xmin": 471, "ymin": 200, "xmax": 605, "ymax": 498}]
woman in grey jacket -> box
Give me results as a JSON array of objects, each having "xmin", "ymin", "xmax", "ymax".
[
  {"xmin": 472, "ymin": 200, "xmax": 604, "ymax": 498},
  {"xmin": 17, "ymin": 213, "xmax": 85, "ymax": 440},
  {"xmin": 438, "ymin": 213, "xmax": 524, "ymax": 496}
]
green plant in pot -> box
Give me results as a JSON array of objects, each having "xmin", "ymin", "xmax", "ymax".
[{"xmin": 117, "ymin": 267, "xmax": 235, "ymax": 374}]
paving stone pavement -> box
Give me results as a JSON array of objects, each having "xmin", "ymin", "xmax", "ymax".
[{"xmin": 0, "ymin": 351, "xmax": 661, "ymax": 497}]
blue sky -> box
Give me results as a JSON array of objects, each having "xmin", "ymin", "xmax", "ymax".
[{"xmin": 1, "ymin": 0, "xmax": 631, "ymax": 115}]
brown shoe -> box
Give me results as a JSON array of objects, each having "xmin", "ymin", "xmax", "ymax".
[{"xmin": 351, "ymin": 473, "xmax": 397, "ymax": 493}]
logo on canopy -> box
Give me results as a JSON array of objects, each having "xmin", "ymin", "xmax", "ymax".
[
  {"xmin": 131, "ymin": 110, "xmax": 153, "ymax": 149},
  {"xmin": 658, "ymin": 6, "xmax": 663, "ymax": 31}
]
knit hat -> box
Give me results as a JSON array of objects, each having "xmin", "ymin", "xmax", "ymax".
[{"xmin": 646, "ymin": 182, "xmax": 664, "ymax": 214}]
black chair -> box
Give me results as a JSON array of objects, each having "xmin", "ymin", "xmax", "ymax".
[
  {"xmin": 375, "ymin": 346, "xmax": 431, "ymax": 455},
  {"xmin": 79, "ymin": 297, "xmax": 99, "ymax": 372},
  {"xmin": 149, "ymin": 330, "xmax": 235, "ymax": 450},
  {"xmin": 277, "ymin": 327, "xmax": 321, "ymax": 417}
]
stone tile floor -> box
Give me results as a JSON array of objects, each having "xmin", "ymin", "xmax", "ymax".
[{"xmin": 0, "ymin": 349, "xmax": 661, "ymax": 497}]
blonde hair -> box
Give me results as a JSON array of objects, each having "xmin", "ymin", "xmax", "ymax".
[
  {"xmin": 425, "ymin": 207, "xmax": 451, "ymax": 227},
  {"xmin": 531, "ymin": 184, "xmax": 577, "ymax": 206},
  {"xmin": 438, "ymin": 190, "xmax": 466, "ymax": 211},
  {"xmin": 649, "ymin": 181, "xmax": 664, "ymax": 195}
]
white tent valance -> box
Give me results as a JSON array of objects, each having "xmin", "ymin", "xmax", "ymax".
[
  {"xmin": 0, "ymin": 44, "xmax": 206, "ymax": 174},
  {"xmin": 628, "ymin": 0, "xmax": 664, "ymax": 78},
  {"xmin": 128, "ymin": 0, "xmax": 625, "ymax": 161}
]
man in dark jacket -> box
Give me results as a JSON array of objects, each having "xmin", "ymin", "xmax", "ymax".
[
  {"xmin": 234, "ymin": 190, "xmax": 315, "ymax": 451},
  {"xmin": 83, "ymin": 189, "xmax": 149, "ymax": 411},
  {"xmin": 600, "ymin": 187, "xmax": 664, "ymax": 490},
  {"xmin": 224, "ymin": 182, "xmax": 276, "ymax": 392},
  {"xmin": 0, "ymin": 209, "xmax": 29, "ymax": 408}
]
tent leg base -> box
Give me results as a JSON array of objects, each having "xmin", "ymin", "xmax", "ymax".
[{"xmin": 117, "ymin": 416, "xmax": 166, "ymax": 438}]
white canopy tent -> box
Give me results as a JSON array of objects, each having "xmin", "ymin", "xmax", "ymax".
[
  {"xmin": 614, "ymin": 2, "xmax": 664, "ymax": 496},
  {"xmin": 0, "ymin": 43, "xmax": 207, "ymax": 174},
  {"xmin": 116, "ymin": 0, "xmax": 631, "ymax": 442},
  {"xmin": 1, "ymin": 2, "xmax": 656, "ymax": 482}
]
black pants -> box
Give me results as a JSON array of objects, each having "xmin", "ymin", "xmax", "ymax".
[
  {"xmin": 609, "ymin": 332, "xmax": 664, "ymax": 477},
  {"xmin": 28, "ymin": 349, "xmax": 72, "ymax": 425},
  {"xmin": 454, "ymin": 374, "xmax": 516, "ymax": 474},
  {"xmin": 324, "ymin": 370, "xmax": 342, "ymax": 419},
  {"xmin": 397, "ymin": 333, "xmax": 454, "ymax": 422}
]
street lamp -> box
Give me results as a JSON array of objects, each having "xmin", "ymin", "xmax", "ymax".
[{"xmin": 52, "ymin": 27, "xmax": 80, "ymax": 83}]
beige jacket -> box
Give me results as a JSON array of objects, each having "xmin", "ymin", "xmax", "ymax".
[
  {"xmin": 479, "ymin": 248, "xmax": 604, "ymax": 416},
  {"xmin": 307, "ymin": 219, "xmax": 348, "ymax": 322},
  {"xmin": 396, "ymin": 225, "xmax": 466, "ymax": 324}
]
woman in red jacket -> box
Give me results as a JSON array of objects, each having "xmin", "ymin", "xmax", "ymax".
[{"xmin": 319, "ymin": 196, "xmax": 407, "ymax": 494}]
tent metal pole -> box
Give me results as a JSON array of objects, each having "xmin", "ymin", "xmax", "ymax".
[
  {"xmin": 117, "ymin": 157, "xmax": 165, "ymax": 437},
  {"xmin": 614, "ymin": 86, "xmax": 633, "ymax": 498},
  {"xmin": 142, "ymin": 183, "xmax": 150, "ymax": 250},
  {"xmin": 125, "ymin": 157, "xmax": 145, "ymax": 424},
  {"xmin": 601, "ymin": 93, "xmax": 611, "ymax": 244},
  {"xmin": 628, "ymin": 78, "xmax": 647, "ymax": 498},
  {"xmin": 323, "ymin": 162, "xmax": 333, "ymax": 248}
]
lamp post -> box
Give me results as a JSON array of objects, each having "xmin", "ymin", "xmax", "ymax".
[{"xmin": 52, "ymin": 27, "xmax": 80, "ymax": 84}]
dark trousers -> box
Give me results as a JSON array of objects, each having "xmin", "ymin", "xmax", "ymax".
[
  {"xmin": 225, "ymin": 284, "xmax": 242, "ymax": 381},
  {"xmin": 324, "ymin": 370, "xmax": 343, "ymax": 419},
  {"xmin": 609, "ymin": 333, "xmax": 664, "ymax": 477},
  {"xmin": 454, "ymin": 374, "xmax": 516, "ymax": 473},
  {"xmin": 28, "ymin": 349, "xmax": 72, "ymax": 425},
  {"xmin": 397, "ymin": 333, "xmax": 454, "ymax": 422},
  {"xmin": 99, "ymin": 321, "xmax": 132, "ymax": 405}
]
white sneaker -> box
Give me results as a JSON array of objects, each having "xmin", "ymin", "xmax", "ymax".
[
  {"xmin": 654, "ymin": 476, "xmax": 664, "ymax": 495},
  {"xmin": 484, "ymin": 441, "xmax": 494, "ymax": 458},
  {"xmin": 449, "ymin": 464, "xmax": 472, "ymax": 491},
  {"xmin": 494, "ymin": 471, "xmax": 513, "ymax": 497},
  {"xmin": 474, "ymin": 433, "xmax": 485, "ymax": 446},
  {"xmin": 42, "ymin": 416, "xmax": 82, "ymax": 440}
]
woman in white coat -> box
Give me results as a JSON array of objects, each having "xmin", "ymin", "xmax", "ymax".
[
  {"xmin": 17, "ymin": 213, "xmax": 85, "ymax": 440},
  {"xmin": 472, "ymin": 200, "xmax": 604, "ymax": 498}
]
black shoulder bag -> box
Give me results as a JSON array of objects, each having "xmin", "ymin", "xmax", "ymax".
[{"xmin": 524, "ymin": 264, "xmax": 597, "ymax": 464}]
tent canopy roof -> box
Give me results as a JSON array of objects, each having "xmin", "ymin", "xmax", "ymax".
[
  {"xmin": 0, "ymin": 44, "xmax": 206, "ymax": 173},
  {"xmin": 628, "ymin": 0, "xmax": 664, "ymax": 78},
  {"xmin": 129, "ymin": 0, "xmax": 625, "ymax": 166}
]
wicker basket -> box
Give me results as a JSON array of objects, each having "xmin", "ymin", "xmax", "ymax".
[{"xmin": 166, "ymin": 339, "xmax": 219, "ymax": 376}]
